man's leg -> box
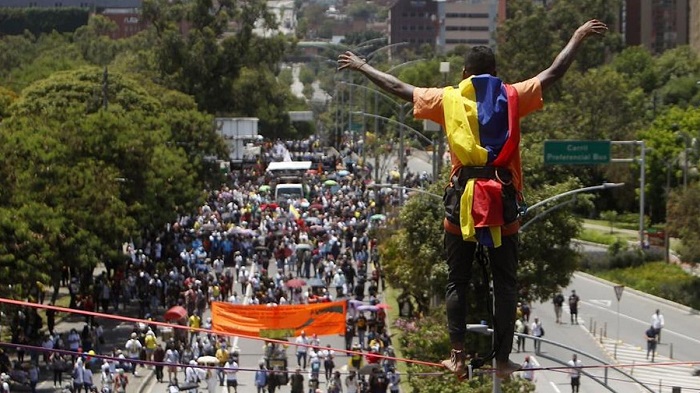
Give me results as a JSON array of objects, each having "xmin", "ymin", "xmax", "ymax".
[
  {"xmin": 442, "ymin": 232, "xmax": 475, "ymax": 375},
  {"xmin": 489, "ymin": 234, "xmax": 520, "ymax": 376}
]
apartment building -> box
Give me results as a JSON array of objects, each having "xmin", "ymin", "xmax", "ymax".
[
  {"xmin": 388, "ymin": 0, "xmax": 440, "ymax": 48},
  {"xmin": 622, "ymin": 0, "xmax": 689, "ymax": 54}
]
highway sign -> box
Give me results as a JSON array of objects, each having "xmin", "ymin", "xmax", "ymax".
[{"xmin": 544, "ymin": 140, "xmax": 611, "ymax": 165}]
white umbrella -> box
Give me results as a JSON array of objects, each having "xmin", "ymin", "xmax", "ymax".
[{"xmin": 196, "ymin": 356, "xmax": 219, "ymax": 365}]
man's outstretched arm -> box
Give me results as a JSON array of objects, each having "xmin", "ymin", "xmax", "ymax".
[
  {"xmin": 536, "ymin": 19, "xmax": 608, "ymax": 90},
  {"xmin": 337, "ymin": 51, "xmax": 415, "ymax": 102}
]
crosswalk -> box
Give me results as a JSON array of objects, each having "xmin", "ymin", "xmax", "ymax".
[{"xmin": 597, "ymin": 336, "xmax": 699, "ymax": 392}]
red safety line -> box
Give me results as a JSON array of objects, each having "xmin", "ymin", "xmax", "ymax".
[
  {"xmin": 0, "ymin": 297, "xmax": 445, "ymax": 369},
  {"xmin": 6, "ymin": 298, "xmax": 700, "ymax": 379}
]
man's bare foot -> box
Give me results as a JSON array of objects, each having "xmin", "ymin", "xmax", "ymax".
[
  {"xmin": 442, "ymin": 349, "xmax": 468, "ymax": 378},
  {"xmin": 495, "ymin": 359, "xmax": 521, "ymax": 379}
]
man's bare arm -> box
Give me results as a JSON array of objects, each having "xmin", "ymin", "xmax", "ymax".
[
  {"xmin": 536, "ymin": 19, "xmax": 608, "ymax": 90},
  {"xmin": 337, "ymin": 51, "xmax": 415, "ymax": 102}
]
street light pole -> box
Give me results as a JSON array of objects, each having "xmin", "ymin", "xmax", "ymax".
[
  {"xmin": 438, "ymin": 61, "xmax": 450, "ymax": 176},
  {"xmin": 520, "ymin": 183, "xmax": 625, "ymax": 232},
  {"xmin": 398, "ymin": 107, "xmax": 405, "ymax": 205}
]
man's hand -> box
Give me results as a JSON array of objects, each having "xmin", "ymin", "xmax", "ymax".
[
  {"xmin": 574, "ymin": 19, "xmax": 608, "ymax": 40},
  {"xmin": 337, "ymin": 51, "xmax": 367, "ymax": 72}
]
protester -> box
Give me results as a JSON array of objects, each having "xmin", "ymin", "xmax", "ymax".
[
  {"xmin": 338, "ymin": 19, "xmax": 608, "ymax": 379},
  {"xmin": 567, "ymin": 354, "xmax": 583, "ymax": 392},
  {"xmin": 651, "ymin": 309, "xmax": 665, "ymax": 343}
]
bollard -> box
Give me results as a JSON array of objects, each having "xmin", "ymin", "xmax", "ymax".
[
  {"xmin": 631, "ymin": 360, "xmax": 635, "ymax": 376},
  {"xmin": 614, "ymin": 342, "xmax": 618, "ymax": 359},
  {"xmin": 599, "ymin": 328, "xmax": 604, "ymax": 344},
  {"xmin": 672, "ymin": 386, "xmax": 682, "ymax": 393},
  {"xmin": 604, "ymin": 322, "xmax": 607, "ymax": 338},
  {"xmin": 670, "ymin": 343, "xmax": 673, "ymax": 359},
  {"xmin": 589, "ymin": 317, "xmax": 593, "ymax": 332},
  {"xmin": 592, "ymin": 321, "xmax": 597, "ymax": 337}
]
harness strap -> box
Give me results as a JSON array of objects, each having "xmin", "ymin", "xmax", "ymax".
[{"xmin": 456, "ymin": 166, "xmax": 512, "ymax": 186}]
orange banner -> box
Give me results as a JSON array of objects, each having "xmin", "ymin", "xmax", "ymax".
[{"xmin": 211, "ymin": 301, "xmax": 347, "ymax": 338}]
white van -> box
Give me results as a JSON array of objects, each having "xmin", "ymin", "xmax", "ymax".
[{"xmin": 275, "ymin": 183, "xmax": 304, "ymax": 204}]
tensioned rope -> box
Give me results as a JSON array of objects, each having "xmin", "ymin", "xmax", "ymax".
[
  {"xmin": 2, "ymin": 296, "xmax": 700, "ymax": 387},
  {"xmin": 0, "ymin": 297, "xmax": 442, "ymax": 369}
]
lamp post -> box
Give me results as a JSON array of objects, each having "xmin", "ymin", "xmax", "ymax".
[
  {"xmin": 520, "ymin": 183, "xmax": 625, "ymax": 232},
  {"xmin": 352, "ymin": 109, "xmax": 432, "ymax": 206},
  {"xmin": 664, "ymin": 156, "xmax": 681, "ymax": 264},
  {"xmin": 438, "ymin": 61, "xmax": 450, "ymax": 175}
]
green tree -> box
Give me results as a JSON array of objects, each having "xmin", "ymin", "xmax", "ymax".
[
  {"xmin": 73, "ymin": 15, "xmax": 121, "ymax": 66},
  {"xmin": 140, "ymin": 0, "xmax": 304, "ymax": 138},
  {"xmin": 497, "ymin": 0, "xmax": 622, "ymax": 93},
  {"xmin": 610, "ymin": 46, "xmax": 658, "ymax": 93},
  {"xmin": 379, "ymin": 182, "xmax": 445, "ymax": 313},
  {"xmin": 667, "ymin": 185, "xmax": 700, "ymax": 263},
  {"xmin": 0, "ymin": 67, "xmax": 208, "ymax": 274},
  {"xmin": 638, "ymin": 106, "xmax": 700, "ymax": 223},
  {"xmin": 601, "ymin": 210, "xmax": 619, "ymax": 234}
]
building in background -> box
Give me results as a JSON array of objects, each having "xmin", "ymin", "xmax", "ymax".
[
  {"xmin": 1, "ymin": 0, "xmax": 144, "ymax": 39},
  {"xmin": 622, "ymin": 0, "xmax": 689, "ymax": 54},
  {"xmin": 388, "ymin": 0, "xmax": 439, "ymax": 49},
  {"xmin": 438, "ymin": 0, "xmax": 499, "ymax": 52},
  {"xmin": 691, "ymin": 0, "xmax": 700, "ymax": 53}
]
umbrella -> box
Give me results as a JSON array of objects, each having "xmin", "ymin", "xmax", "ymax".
[
  {"xmin": 306, "ymin": 278, "xmax": 326, "ymax": 288},
  {"xmin": 197, "ymin": 356, "xmax": 219, "ymax": 365},
  {"xmin": 337, "ymin": 170, "xmax": 350, "ymax": 177},
  {"xmin": 357, "ymin": 305, "xmax": 378, "ymax": 312},
  {"xmin": 358, "ymin": 363, "xmax": 381, "ymax": 376},
  {"xmin": 323, "ymin": 179, "xmax": 338, "ymax": 187},
  {"xmin": 259, "ymin": 185, "xmax": 271, "ymax": 192},
  {"xmin": 296, "ymin": 243, "xmax": 313, "ymax": 251},
  {"xmin": 304, "ymin": 217, "xmax": 321, "ymax": 225},
  {"xmin": 376, "ymin": 303, "xmax": 391, "ymax": 310},
  {"xmin": 164, "ymin": 306, "xmax": 187, "ymax": 321},
  {"xmin": 349, "ymin": 299, "xmax": 365, "ymax": 307},
  {"xmin": 370, "ymin": 214, "xmax": 386, "ymax": 221},
  {"xmin": 310, "ymin": 203, "xmax": 324, "ymax": 211},
  {"xmin": 285, "ymin": 278, "xmax": 306, "ymax": 288}
]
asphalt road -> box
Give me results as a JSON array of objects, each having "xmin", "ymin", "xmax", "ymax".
[{"xmin": 517, "ymin": 271, "xmax": 700, "ymax": 393}]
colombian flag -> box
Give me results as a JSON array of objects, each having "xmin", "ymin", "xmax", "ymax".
[
  {"xmin": 289, "ymin": 204, "xmax": 301, "ymax": 220},
  {"xmin": 443, "ymin": 75, "xmax": 521, "ymax": 247}
]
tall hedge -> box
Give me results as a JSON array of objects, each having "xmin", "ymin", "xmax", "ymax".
[{"xmin": 0, "ymin": 7, "xmax": 89, "ymax": 36}]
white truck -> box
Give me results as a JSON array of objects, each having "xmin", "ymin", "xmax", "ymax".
[{"xmin": 266, "ymin": 161, "xmax": 312, "ymax": 205}]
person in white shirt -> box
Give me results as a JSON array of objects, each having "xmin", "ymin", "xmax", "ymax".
[
  {"xmin": 320, "ymin": 344, "xmax": 335, "ymax": 381},
  {"xmin": 651, "ymin": 309, "xmax": 665, "ymax": 343},
  {"xmin": 224, "ymin": 358, "xmax": 239, "ymax": 393},
  {"xmin": 295, "ymin": 331, "xmax": 309, "ymax": 369},
  {"xmin": 184, "ymin": 360, "xmax": 200, "ymax": 392},
  {"xmin": 521, "ymin": 355, "xmax": 535, "ymax": 382},
  {"xmin": 567, "ymin": 354, "xmax": 583, "ymax": 393},
  {"xmin": 124, "ymin": 332, "xmax": 142, "ymax": 376},
  {"xmin": 530, "ymin": 317, "xmax": 544, "ymax": 354}
]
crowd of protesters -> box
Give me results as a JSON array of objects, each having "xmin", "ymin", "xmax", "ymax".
[{"xmin": 1, "ymin": 139, "xmax": 416, "ymax": 393}]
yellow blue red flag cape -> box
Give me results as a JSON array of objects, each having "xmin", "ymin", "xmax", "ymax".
[{"xmin": 443, "ymin": 75, "xmax": 521, "ymax": 247}]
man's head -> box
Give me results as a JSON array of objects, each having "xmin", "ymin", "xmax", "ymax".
[{"xmin": 463, "ymin": 46, "xmax": 496, "ymax": 77}]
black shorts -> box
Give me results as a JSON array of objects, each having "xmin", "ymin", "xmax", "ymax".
[
  {"xmin": 227, "ymin": 380, "xmax": 238, "ymax": 387},
  {"xmin": 571, "ymin": 376, "xmax": 580, "ymax": 386}
]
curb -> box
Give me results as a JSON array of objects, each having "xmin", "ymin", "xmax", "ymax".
[
  {"xmin": 575, "ymin": 271, "xmax": 697, "ymax": 314},
  {"xmin": 136, "ymin": 368, "xmax": 156, "ymax": 392}
]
